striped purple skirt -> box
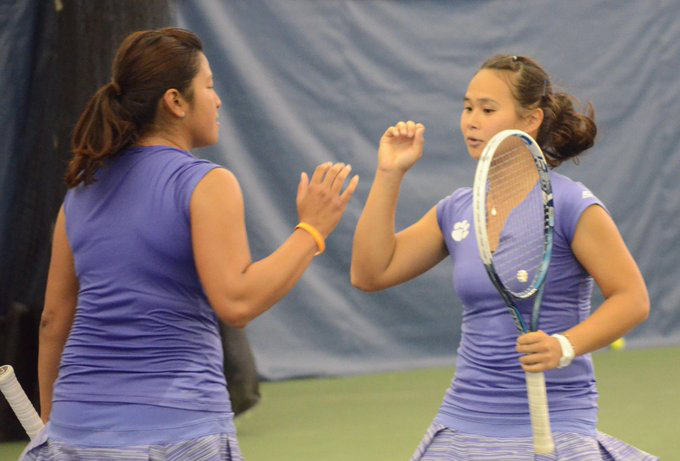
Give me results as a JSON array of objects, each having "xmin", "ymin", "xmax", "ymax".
[
  {"xmin": 19, "ymin": 430, "xmax": 244, "ymax": 461},
  {"xmin": 410, "ymin": 422, "xmax": 659, "ymax": 461}
]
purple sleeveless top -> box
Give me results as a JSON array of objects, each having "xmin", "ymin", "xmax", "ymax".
[
  {"xmin": 51, "ymin": 146, "xmax": 231, "ymax": 446},
  {"xmin": 435, "ymin": 171, "xmax": 605, "ymax": 437}
]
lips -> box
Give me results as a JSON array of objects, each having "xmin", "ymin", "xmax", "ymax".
[{"xmin": 466, "ymin": 137, "xmax": 484, "ymax": 148}]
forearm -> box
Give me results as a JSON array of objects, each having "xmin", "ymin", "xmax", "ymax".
[
  {"xmin": 351, "ymin": 169, "xmax": 404, "ymax": 287},
  {"xmin": 215, "ymin": 230, "xmax": 319, "ymax": 327},
  {"xmin": 563, "ymin": 291, "xmax": 649, "ymax": 356},
  {"xmin": 38, "ymin": 316, "xmax": 73, "ymax": 422}
]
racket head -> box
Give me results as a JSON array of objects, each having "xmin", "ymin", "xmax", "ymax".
[{"xmin": 473, "ymin": 129, "xmax": 554, "ymax": 301}]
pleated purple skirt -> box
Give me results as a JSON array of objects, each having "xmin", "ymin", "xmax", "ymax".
[
  {"xmin": 410, "ymin": 422, "xmax": 659, "ymax": 461},
  {"xmin": 19, "ymin": 430, "xmax": 243, "ymax": 461}
]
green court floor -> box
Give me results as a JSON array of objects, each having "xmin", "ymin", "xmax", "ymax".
[{"xmin": 1, "ymin": 346, "xmax": 677, "ymax": 460}]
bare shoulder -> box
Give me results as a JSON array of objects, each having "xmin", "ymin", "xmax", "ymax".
[
  {"xmin": 197, "ymin": 167, "xmax": 240, "ymax": 191},
  {"xmin": 573, "ymin": 204, "xmax": 619, "ymax": 240},
  {"xmin": 191, "ymin": 167, "xmax": 242, "ymax": 207}
]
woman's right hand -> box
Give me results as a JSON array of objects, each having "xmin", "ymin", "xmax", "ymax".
[
  {"xmin": 296, "ymin": 162, "xmax": 359, "ymax": 237},
  {"xmin": 378, "ymin": 121, "xmax": 425, "ymax": 174}
]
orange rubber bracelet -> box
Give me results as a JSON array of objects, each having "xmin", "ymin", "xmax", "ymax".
[{"xmin": 295, "ymin": 222, "xmax": 325, "ymax": 255}]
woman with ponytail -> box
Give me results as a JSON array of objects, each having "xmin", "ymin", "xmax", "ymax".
[
  {"xmin": 352, "ymin": 55, "xmax": 656, "ymax": 460},
  {"xmin": 22, "ymin": 28, "xmax": 358, "ymax": 461}
]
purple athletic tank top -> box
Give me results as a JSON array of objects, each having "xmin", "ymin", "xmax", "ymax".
[
  {"xmin": 435, "ymin": 171, "xmax": 604, "ymax": 437},
  {"xmin": 56, "ymin": 146, "xmax": 227, "ymax": 415}
]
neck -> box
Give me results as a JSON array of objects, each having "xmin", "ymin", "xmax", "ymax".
[{"xmin": 137, "ymin": 132, "xmax": 190, "ymax": 152}]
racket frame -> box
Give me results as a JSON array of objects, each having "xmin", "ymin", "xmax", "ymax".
[{"xmin": 472, "ymin": 129, "xmax": 556, "ymax": 455}]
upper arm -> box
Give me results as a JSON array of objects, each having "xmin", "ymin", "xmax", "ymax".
[
  {"xmin": 190, "ymin": 168, "xmax": 251, "ymax": 318},
  {"xmin": 42, "ymin": 206, "xmax": 78, "ymax": 326},
  {"xmin": 571, "ymin": 205, "xmax": 648, "ymax": 306},
  {"xmin": 370, "ymin": 206, "xmax": 448, "ymax": 289}
]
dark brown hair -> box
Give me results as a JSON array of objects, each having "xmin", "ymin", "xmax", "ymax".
[
  {"xmin": 480, "ymin": 55, "xmax": 596, "ymax": 166},
  {"xmin": 66, "ymin": 28, "xmax": 203, "ymax": 187}
]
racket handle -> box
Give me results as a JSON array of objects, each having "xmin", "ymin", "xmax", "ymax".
[
  {"xmin": 525, "ymin": 371, "xmax": 555, "ymax": 454},
  {"xmin": 0, "ymin": 365, "xmax": 45, "ymax": 440}
]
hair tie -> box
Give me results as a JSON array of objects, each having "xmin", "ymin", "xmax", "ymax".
[{"xmin": 109, "ymin": 80, "xmax": 122, "ymax": 96}]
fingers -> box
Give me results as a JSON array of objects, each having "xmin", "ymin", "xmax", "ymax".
[
  {"xmin": 414, "ymin": 123, "xmax": 426, "ymax": 146},
  {"xmin": 322, "ymin": 162, "xmax": 348, "ymax": 190},
  {"xmin": 384, "ymin": 120, "xmax": 426, "ymax": 139},
  {"xmin": 297, "ymin": 171, "xmax": 309, "ymax": 196},
  {"xmin": 516, "ymin": 331, "xmax": 560, "ymax": 372},
  {"xmin": 516, "ymin": 331, "xmax": 545, "ymax": 348},
  {"xmin": 308, "ymin": 162, "xmax": 355, "ymax": 196},
  {"xmin": 300, "ymin": 161, "xmax": 358, "ymax": 209},
  {"xmin": 330, "ymin": 164, "xmax": 353, "ymax": 195},
  {"xmin": 340, "ymin": 174, "xmax": 360, "ymax": 204},
  {"xmin": 296, "ymin": 171, "xmax": 309, "ymax": 208},
  {"xmin": 310, "ymin": 162, "xmax": 332, "ymax": 184},
  {"xmin": 309, "ymin": 162, "xmax": 346, "ymax": 189}
]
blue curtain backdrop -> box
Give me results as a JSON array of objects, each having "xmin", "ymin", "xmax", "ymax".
[
  {"xmin": 173, "ymin": 0, "xmax": 680, "ymax": 380},
  {"xmin": 2, "ymin": 1, "xmax": 678, "ymax": 382}
]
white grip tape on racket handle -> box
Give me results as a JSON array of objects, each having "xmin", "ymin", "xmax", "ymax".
[
  {"xmin": 525, "ymin": 371, "xmax": 555, "ymax": 455},
  {"xmin": 0, "ymin": 365, "xmax": 45, "ymax": 440}
]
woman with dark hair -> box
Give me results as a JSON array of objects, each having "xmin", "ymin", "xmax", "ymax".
[
  {"xmin": 351, "ymin": 55, "xmax": 656, "ymax": 460},
  {"xmin": 21, "ymin": 28, "xmax": 358, "ymax": 460}
]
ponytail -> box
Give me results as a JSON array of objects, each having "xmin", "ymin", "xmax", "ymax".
[
  {"xmin": 538, "ymin": 93, "xmax": 596, "ymax": 166},
  {"xmin": 66, "ymin": 82, "xmax": 137, "ymax": 187}
]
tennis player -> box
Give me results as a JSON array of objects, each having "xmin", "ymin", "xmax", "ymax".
[
  {"xmin": 351, "ymin": 55, "xmax": 656, "ymax": 460},
  {"xmin": 20, "ymin": 28, "xmax": 358, "ymax": 461}
]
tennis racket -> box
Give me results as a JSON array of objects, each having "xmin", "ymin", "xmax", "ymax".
[
  {"xmin": 0, "ymin": 365, "xmax": 44, "ymax": 440},
  {"xmin": 472, "ymin": 129, "xmax": 555, "ymax": 454}
]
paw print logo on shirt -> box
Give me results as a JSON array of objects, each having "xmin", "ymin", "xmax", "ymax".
[{"xmin": 451, "ymin": 220, "xmax": 470, "ymax": 242}]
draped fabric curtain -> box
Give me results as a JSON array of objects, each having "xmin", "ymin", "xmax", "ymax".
[
  {"xmin": 0, "ymin": 0, "xmax": 172, "ymax": 440},
  {"xmin": 176, "ymin": 0, "xmax": 680, "ymax": 379}
]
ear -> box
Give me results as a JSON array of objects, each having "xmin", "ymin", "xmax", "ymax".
[
  {"xmin": 522, "ymin": 107, "xmax": 544, "ymax": 136},
  {"xmin": 160, "ymin": 88, "xmax": 187, "ymax": 119}
]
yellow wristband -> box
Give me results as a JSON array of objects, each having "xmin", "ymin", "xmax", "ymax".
[{"xmin": 295, "ymin": 222, "xmax": 325, "ymax": 256}]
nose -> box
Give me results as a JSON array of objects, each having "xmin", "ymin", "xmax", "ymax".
[
  {"xmin": 465, "ymin": 109, "xmax": 480, "ymax": 130},
  {"xmin": 215, "ymin": 93, "xmax": 222, "ymax": 109}
]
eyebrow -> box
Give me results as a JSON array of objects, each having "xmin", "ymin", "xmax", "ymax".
[{"xmin": 463, "ymin": 97, "xmax": 499, "ymax": 105}]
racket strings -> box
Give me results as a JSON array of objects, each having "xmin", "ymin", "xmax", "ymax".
[{"xmin": 486, "ymin": 143, "xmax": 545, "ymax": 297}]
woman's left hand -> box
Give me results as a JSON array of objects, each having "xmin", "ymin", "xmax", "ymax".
[{"xmin": 516, "ymin": 331, "xmax": 562, "ymax": 372}]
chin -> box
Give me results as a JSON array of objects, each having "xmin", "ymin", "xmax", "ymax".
[{"xmin": 466, "ymin": 148, "xmax": 480, "ymax": 160}]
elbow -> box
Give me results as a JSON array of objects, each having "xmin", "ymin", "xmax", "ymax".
[
  {"xmin": 213, "ymin": 298, "xmax": 254, "ymax": 329},
  {"xmin": 225, "ymin": 319, "xmax": 249, "ymax": 329},
  {"xmin": 39, "ymin": 308, "xmax": 72, "ymax": 342},
  {"xmin": 351, "ymin": 277, "xmax": 377, "ymax": 292},
  {"xmin": 621, "ymin": 287, "xmax": 650, "ymax": 328},
  {"xmin": 350, "ymin": 268, "xmax": 382, "ymax": 293},
  {"xmin": 218, "ymin": 304, "xmax": 251, "ymax": 329},
  {"xmin": 636, "ymin": 292, "xmax": 651, "ymax": 325}
]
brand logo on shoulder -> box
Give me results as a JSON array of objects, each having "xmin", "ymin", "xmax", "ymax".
[
  {"xmin": 451, "ymin": 220, "xmax": 470, "ymax": 242},
  {"xmin": 582, "ymin": 190, "xmax": 594, "ymax": 199}
]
